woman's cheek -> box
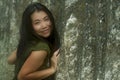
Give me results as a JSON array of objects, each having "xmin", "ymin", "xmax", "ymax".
[
  {"xmin": 33, "ymin": 25, "xmax": 40, "ymax": 31},
  {"xmin": 47, "ymin": 21, "xmax": 51, "ymax": 29}
]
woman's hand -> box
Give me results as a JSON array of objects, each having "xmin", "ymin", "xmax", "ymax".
[
  {"xmin": 50, "ymin": 49, "xmax": 60, "ymax": 73},
  {"xmin": 7, "ymin": 50, "xmax": 17, "ymax": 65}
]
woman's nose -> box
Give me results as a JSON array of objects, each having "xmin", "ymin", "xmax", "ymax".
[{"xmin": 41, "ymin": 21, "xmax": 47, "ymax": 29}]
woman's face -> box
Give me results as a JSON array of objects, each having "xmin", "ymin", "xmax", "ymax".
[{"xmin": 31, "ymin": 10, "xmax": 52, "ymax": 38}]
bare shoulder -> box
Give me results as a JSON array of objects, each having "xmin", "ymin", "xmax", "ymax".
[
  {"xmin": 29, "ymin": 50, "xmax": 48, "ymax": 60},
  {"xmin": 18, "ymin": 50, "xmax": 48, "ymax": 76}
]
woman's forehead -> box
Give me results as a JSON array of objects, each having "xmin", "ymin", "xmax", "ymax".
[{"xmin": 31, "ymin": 10, "xmax": 49, "ymax": 21}]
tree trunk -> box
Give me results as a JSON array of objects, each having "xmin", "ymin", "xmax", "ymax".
[{"xmin": 0, "ymin": 0, "xmax": 120, "ymax": 80}]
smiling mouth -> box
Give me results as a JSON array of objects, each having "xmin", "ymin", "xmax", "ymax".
[{"xmin": 42, "ymin": 29, "xmax": 49, "ymax": 34}]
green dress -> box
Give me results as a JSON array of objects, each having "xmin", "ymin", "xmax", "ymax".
[{"xmin": 13, "ymin": 41, "xmax": 55, "ymax": 80}]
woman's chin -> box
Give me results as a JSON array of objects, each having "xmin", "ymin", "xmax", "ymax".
[{"xmin": 42, "ymin": 33, "xmax": 50, "ymax": 38}]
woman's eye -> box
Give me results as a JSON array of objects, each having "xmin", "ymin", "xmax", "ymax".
[
  {"xmin": 44, "ymin": 18, "xmax": 49, "ymax": 21},
  {"xmin": 34, "ymin": 22, "xmax": 40, "ymax": 25}
]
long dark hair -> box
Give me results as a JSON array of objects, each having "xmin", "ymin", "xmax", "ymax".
[{"xmin": 17, "ymin": 2, "xmax": 60, "ymax": 58}]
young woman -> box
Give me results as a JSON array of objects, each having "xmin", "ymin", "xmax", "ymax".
[{"xmin": 8, "ymin": 2, "xmax": 60, "ymax": 80}]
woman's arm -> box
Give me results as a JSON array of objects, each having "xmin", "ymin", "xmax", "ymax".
[
  {"xmin": 18, "ymin": 49, "xmax": 59, "ymax": 80},
  {"xmin": 7, "ymin": 50, "xmax": 17, "ymax": 65}
]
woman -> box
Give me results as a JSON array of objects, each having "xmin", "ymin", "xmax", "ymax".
[{"xmin": 8, "ymin": 2, "xmax": 60, "ymax": 80}]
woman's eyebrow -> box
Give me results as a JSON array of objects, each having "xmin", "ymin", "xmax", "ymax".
[
  {"xmin": 33, "ymin": 19, "xmax": 41, "ymax": 22},
  {"xmin": 33, "ymin": 16, "xmax": 49, "ymax": 22}
]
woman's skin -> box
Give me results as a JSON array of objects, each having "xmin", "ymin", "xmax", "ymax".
[
  {"xmin": 8, "ymin": 10, "xmax": 60, "ymax": 80},
  {"xmin": 7, "ymin": 50, "xmax": 17, "ymax": 64},
  {"xmin": 32, "ymin": 10, "xmax": 52, "ymax": 38}
]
